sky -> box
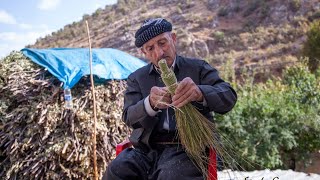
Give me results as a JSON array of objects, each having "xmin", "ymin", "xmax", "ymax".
[{"xmin": 0, "ymin": 0, "xmax": 117, "ymax": 59}]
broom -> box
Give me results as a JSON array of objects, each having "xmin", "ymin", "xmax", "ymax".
[{"xmin": 158, "ymin": 59, "xmax": 221, "ymax": 179}]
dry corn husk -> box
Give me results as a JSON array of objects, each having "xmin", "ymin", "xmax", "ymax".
[{"xmin": 0, "ymin": 51, "xmax": 131, "ymax": 179}]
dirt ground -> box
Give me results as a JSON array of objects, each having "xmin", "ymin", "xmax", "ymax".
[{"xmin": 296, "ymin": 151, "xmax": 320, "ymax": 174}]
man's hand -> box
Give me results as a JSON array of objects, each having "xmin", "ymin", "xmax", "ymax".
[
  {"xmin": 149, "ymin": 86, "xmax": 172, "ymax": 110},
  {"xmin": 172, "ymin": 77, "xmax": 203, "ymax": 108}
]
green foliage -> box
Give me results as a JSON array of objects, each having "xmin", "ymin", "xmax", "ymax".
[
  {"xmin": 283, "ymin": 62, "xmax": 320, "ymax": 106},
  {"xmin": 221, "ymin": 58, "xmax": 236, "ymax": 87},
  {"xmin": 302, "ymin": 20, "xmax": 320, "ymax": 73},
  {"xmin": 215, "ymin": 62, "xmax": 320, "ymax": 170},
  {"xmin": 212, "ymin": 31, "xmax": 225, "ymax": 43}
]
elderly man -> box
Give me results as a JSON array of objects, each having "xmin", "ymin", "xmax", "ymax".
[{"xmin": 104, "ymin": 18, "xmax": 237, "ymax": 180}]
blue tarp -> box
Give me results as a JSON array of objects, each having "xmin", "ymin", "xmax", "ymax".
[{"xmin": 21, "ymin": 48, "xmax": 147, "ymax": 89}]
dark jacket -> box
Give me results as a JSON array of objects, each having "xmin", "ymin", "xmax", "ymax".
[{"xmin": 122, "ymin": 55, "xmax": 237, "ymax": 151}]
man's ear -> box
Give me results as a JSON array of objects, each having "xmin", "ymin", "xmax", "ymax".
[{"xmin": 171, "ymin": 32, "xmax": 177, "ymax": 44}]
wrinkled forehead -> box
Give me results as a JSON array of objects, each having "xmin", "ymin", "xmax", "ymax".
[{"xmin": 142, "ymin": 32, "xmax": 172, "ymax": 48}]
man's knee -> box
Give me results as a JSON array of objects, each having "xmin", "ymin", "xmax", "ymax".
[
  {"xmin": 102, "ymin": 148, "xmax": 148, "ymax": 180},
  {"xmin": 157, "ymin": 167, "xmax": 202, "ymax": 180},
  {"xmin": 156, "ymin": 152, "xmax": 203, "ymax": 180},
  {"xmin": 102, "ymin": 157, "xmax": 122, "ymax": 180}
]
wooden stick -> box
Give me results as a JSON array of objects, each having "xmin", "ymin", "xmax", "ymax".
[{"xmin": 85, "ymin": 20, "xmax": 98, "ymax": 180}]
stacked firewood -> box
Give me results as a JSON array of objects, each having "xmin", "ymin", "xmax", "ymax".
[{"xmin": 0, "ymin": 51, "xmax": 131, "ymax": 179}]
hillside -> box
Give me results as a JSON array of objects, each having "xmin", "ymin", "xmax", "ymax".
[{"xmin": 28, "ymin": 0, "xmax": 320, "ymax": 81}]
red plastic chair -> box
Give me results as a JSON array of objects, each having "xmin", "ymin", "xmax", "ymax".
[{"xmin": 116, "ymin": 140, "xmax": 217, "ymax": 180}]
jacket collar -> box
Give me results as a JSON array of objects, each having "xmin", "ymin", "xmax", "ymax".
[{"xmin": 148, "ymin": 55, "xmax": 181, "ymax": 75}]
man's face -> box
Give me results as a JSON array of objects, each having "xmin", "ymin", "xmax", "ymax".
[{"xmin": 141, "ymin": 32, "xmax": 177, "ymax": 67}]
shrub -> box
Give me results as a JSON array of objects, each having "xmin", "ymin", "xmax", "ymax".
[
  {"xmin": 218, "ymin": 6, "xmax": 229, "ymax": 17},
  {"xmin": 82, "ymin": 14, "xmax": 90, "ymax": 21},
  {"xmin": 308, "ymin": 10, "xmax": 320, "ymax": 21},
  {"xmin": 302, "ymin": 20, "xmax": 320, "ymax": 73},
  {"xmin": 259, "ymin": 2, "xmax": 270, "ymax": 19},
  {"xmin": 93, "ymin": 8, "xmax": 103, "ymax": 18},
  {"xmin": 243, "ymin": 0, "xmax": 261, "ymax": 17},
  {"xmin": 213, "ymin": 31, "xmax": 225, "ymax": 42},
  {"xmin": 289, "ymin": 0, "xmax": 301, "ymax": 12},
  {"xmin": 215, "ymin": 62, "xmax": 320, "ymax": 170}
]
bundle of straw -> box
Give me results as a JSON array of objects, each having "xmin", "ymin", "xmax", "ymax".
[{"xmin": 158, "ymin": 59, "xmax": 220, "ymax": 179}]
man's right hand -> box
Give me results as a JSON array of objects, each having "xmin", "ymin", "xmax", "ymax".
[{"xmin": 149, "ymin": 86, "xmax": 172, "ymax": 110}]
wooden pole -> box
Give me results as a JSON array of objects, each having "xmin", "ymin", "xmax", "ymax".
[{"xmin": 85, "ymin": 20, "xmax": 98, "ymax": 180}]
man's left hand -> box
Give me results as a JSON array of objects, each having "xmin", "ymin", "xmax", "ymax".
[{"xmin": 172, "ymin": 77, "xmax": 203, "ymax": 108}]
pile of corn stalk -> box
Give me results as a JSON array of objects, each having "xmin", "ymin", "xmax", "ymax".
[{"xmin": 0, "ymin": 51, "xmax": 130, "ymax": 179}]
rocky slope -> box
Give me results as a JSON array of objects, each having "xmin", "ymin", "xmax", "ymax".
[{"xmin": 28, "ymin": 0, "xmax": 320, "ymax": 81}]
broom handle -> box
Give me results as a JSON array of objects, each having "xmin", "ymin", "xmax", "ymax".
[
  {"xmin": 86, "ymin": 20, "xmax": 98, "ymax": 180},
  {"xmin": 158, "ymin": 59, "xmax": 177, "ymax": 95}
]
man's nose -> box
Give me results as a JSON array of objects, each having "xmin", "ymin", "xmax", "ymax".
[{"xmin": 155, "ymin": 46, "xmax": 164, "ymax": 59}]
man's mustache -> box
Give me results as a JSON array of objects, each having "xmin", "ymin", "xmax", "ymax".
[{"xmin": 158, "ymin": 55, "xmax": 168, "ymax": 61}]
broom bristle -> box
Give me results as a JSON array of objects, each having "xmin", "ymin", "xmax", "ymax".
[{"xmin": 158, "ymin": 59, "xmax": 222, "ymax": 179}]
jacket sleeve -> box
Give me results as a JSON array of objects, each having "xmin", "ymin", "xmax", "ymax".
[
  {"xmin": 198, "ymin": 61, "xmax": 237, "ymax": 114},
  {"xmin": 122, "ymin": 74, "xmax": 158, "ymax": 129}
]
